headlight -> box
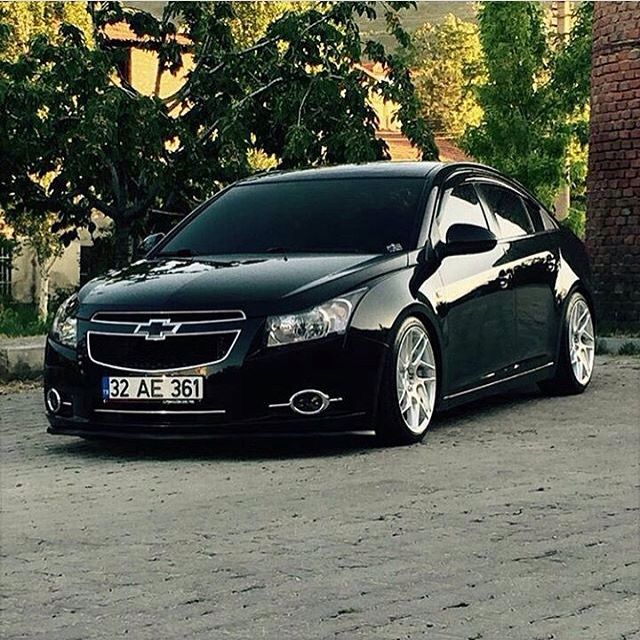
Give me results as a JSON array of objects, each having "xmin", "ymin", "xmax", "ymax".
[
  {"xmin": 51, "ymin": 294, "xmax": 78, "ymax": 348},
  {"xmin": 266, "ymin": 289, "xmax": 366, "ymax": 347}
]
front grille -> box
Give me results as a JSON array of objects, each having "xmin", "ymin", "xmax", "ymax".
[
  {"xmin": 87, "ymin": 332, "xmax": 238, "ymax": 371},
  {"xmin": 92, "ymin": 310, "xmax": 245, "ymax": 324}
]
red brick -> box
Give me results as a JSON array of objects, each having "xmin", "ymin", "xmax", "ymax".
[{"xmin": 587, "ymin": 2, "xmax": 640, "ymax": 327}]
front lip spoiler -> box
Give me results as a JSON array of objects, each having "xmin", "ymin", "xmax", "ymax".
[
  {"xmin": 48, "ymin": 426, "xmax": 373, "ymax": 441},
  {"xmin": 47, "ymin": 411, "xmax": 369, "ymax": 440}
]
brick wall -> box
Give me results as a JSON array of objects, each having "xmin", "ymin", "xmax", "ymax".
[{"xmin": 586, "ymin": 2, "xmax": 640, "ymax": 328}]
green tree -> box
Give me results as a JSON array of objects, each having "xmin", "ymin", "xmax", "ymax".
[
  {"xmin": 463, "ymin": 1, "xmax": 592, "ymax": 205},
  {"xmin": 9, "ymin": 211, "xmax": 65, "ymax": 319},
  {"xmin": 230, "ymin": 2, "xmax": 310, "ymax": 47},
  {"xmin": 406, "ymin": 14, "xmax": 483, "ymax": 140},
  {"xmin": 0, "ymin": 1, "xmax": 92, "ymax": 60},
  {"xmin": 0, "ymin": 1, "xmax": 436, "ymax": 267},
  {"xmin": 0, "ymin": 1, "xmax": 92, "ymax": 318}
]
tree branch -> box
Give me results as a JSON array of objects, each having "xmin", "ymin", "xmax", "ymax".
[
  {"xmin": 161, "ymin": 33, "xmax": 279, "ymax": 110},
  {"xmin": 162, "ymin": 7, "xmax": 331, "ymax": 111},
  {"xmin": 297, "ymin": 80, "xmax": 316, "ymax": 126},
  {"xmin": 184, "ymin": 76, "xmax": 284, "ymax": 151}
]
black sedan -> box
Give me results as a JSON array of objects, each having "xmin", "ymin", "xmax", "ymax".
[{"xmin": 45, "ymin": 162, "xmax": 595, "ymax": 445}]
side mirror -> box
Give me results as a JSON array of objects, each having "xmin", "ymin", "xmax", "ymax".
[
  {"xmin": 444, "ymin": 223, "xmax": 497, "ymax": 256},
  {"xmin": 136, "ymin": 233, "xmax": 165, "ymax": 257}
]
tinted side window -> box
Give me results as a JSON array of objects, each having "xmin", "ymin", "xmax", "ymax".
[
  {"xmin": 535, "ymin": 203, "xmax": 559, "ymax": 230},
  {"xmin": 437, "ymin": 183, "xmax": 488, "ymax": 241},
  {"xmin": 478, "ymin": 184, "xmax": 534, "ymax": 238},
  {"xmin": 525, "ymin": 200, "xmax": 547, "ymax": 232}
]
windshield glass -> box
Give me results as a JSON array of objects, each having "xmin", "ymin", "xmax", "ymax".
[{"xmin": 158, "ymin": 178, "xmax": 425, "ymax": 256}]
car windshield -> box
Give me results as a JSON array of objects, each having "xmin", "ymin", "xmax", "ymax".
[{"xmin": 158, "ymin": 177, "xmax": 425, "ymax": 256}]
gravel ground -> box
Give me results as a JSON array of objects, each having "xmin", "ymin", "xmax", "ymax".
[{"xmin": 1, "ymin": 356, "xmax": 639, "ymax": 639}]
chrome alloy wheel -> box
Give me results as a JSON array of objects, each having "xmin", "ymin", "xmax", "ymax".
[
  {"xmin": 396, "ymin": 325, "xmax": 437, "ymax": 435},
  {"xmin": 568, "ymin": 297, "xmax": 595, "ymax": 386}
]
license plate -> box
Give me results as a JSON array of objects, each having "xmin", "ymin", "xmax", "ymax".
[{"xmin": 102, "ymin": 376, "xmax": 203, "ymax": 401}]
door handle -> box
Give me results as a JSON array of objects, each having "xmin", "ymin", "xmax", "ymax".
[
  {"xmin": 497, "ymin": 269, "xmax": 513, "ymax": 289},
  {"xmin": 545, "ymin": 255, "xmax": 558, "ymax": 272}
]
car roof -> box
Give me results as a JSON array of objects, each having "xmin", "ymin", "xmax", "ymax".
[
  {"xmin": 231, "ymin": 161, "xmax": 542, "ymax": 209},
  {"xmin": 237, "ymin": 161, "xmax": 445, "ymax": 184}
]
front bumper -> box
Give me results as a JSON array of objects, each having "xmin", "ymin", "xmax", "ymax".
[{"xmin": 44, "ymin": 328, "xmax": 387, "ymax": 439}]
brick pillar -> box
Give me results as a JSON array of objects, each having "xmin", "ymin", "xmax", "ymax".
[{"xmin": 586, "ymin": 2, "xmax": 640, "ymax": 329}]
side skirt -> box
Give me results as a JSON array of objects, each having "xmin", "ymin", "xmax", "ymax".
[{"xmin": 437, "ymin": 361, "xmax": 555, "ymax": 412}]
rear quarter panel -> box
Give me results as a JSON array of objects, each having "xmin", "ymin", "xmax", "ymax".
[{"xmin": 556, "ymin": 228, "xmax": 594, "ymax": 309}]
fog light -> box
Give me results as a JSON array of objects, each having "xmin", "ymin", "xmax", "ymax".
[
  {"xmin": 290, "ymin": 390, "xmax": 330, "ymax": 415},
  {"xmin": 46, "ymin": 388, "xmax": 62, "ymax": 414}
]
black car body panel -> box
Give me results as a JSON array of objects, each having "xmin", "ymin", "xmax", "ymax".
[
  {"xmin": 77, "ymin": 252, "xmax": 409, "ymax": 318},
  {"xmin": 45, "ymin": 162, "xmax": 593, "ymax": 439}
]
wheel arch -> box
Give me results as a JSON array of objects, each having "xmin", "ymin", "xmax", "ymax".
[
  {"xmin": 552, "ymin": 282, "xmax": 596, "ymax": 371},
  {"xmin": 379, "ymin": 303, "xmax": 446, "ymax": 409}
]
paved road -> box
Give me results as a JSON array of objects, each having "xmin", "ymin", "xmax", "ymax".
[{"xmin": 1, "ymin": 356, "xmax": 639, "ymax": 640}]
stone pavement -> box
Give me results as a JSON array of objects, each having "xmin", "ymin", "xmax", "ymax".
[{"xmin": 1, "ymin": 356, "xmax": 639, "ymax": 639}]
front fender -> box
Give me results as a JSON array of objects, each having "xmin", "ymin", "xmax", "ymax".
[{"xmin": 349, "ymin": 266, "xmax": 446, "ymax": 412}]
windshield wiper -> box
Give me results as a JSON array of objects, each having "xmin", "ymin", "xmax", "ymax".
[{"xmin": 265, "ymin": 247, "xmax": 370, "ymax": 255}]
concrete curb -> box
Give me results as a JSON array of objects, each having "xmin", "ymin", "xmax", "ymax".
[
  {"xmin": 596, "ymin": 335, "xmax": 640, "ymax": 356},
  {"xmin": 0, "ymin": 336, "xmax": 46, "ymax": 381},
  {"xmin": 1, "ymin": 334, "xmax": 639, "ymax": 381}
]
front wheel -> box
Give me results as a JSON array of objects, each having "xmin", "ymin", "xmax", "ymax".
[
  {"xmin": 539, "ymin": 291, "xmax": 595, "ymax": 395},
  {"xmin": 375, "ymin": 318, "xmax": 438, "ymax": 445}
]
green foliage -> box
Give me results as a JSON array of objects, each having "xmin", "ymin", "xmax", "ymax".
[
  {"xmin": 463, "ymin": 2, "xmax": 592, "ymax": 204},
  {"xmin": 558, "ymin": 206, "xmax": 585, "ymax": 239},
  {"xmin": 79, "ymin": 233, "xmax": 117, "ymax": 284},
  {"xmin": 0, "ymin": 300, "xmax": 49, "ymax": 337},
  {"xmin": 229, "ymin": 2, "xmax": 309, "ymax": 48},
  {"xmin": 0, "ymin": 1, "xmax": 92, "ymax": 61},
  {"xmin": 0, "ymin": 284, "xmax": 78, "ymax": 336},
  {"xmin": 10, "ymin": 210, "xmax": 65, "ymax": 271},
  {"xmin": 49, "ymin": 286, "xmax": 77, "ymax": 315},
  {"xmin": 550, "ymin": 2, "xmax": 593, "ymax": 115},
  {"xmin": 356, "ymin": 1, "xmax": 476, "ymax": 52},
  {"xmin": 405, "ymin": 14, "xmax": 483, "ymax": 140},
  {"xmin": 0, "ymin": 1, "xmax": 436, "ymax": 266},
  {"xmin": 0, "ymin": 1, "xmax": 91, "ymax": 313}
]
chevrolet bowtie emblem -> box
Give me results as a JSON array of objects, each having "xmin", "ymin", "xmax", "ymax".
[{"xmin": 134, "ymin": 318, "xmax": 181, "ymax": 341}]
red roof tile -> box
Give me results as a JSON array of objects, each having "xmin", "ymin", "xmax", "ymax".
[
  {"xmin": 102, "ymin": 22, "xmax": 191, "ymax": 46},
  {"xmin": 378, "ymin": 130, "xmax": 472, "ymax": 162}
]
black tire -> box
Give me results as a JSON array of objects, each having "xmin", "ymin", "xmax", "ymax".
[
  {"xmin": 375, "ymin": 317, "xmax": 438, "ymax": 446},
  {"xmin": 539, "ymin": 291, "xmax": 594, "ymax": 396}
]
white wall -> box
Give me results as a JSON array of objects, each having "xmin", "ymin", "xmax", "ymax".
[{"xmin": 11, "ymin": 241, "xmax": 81, "ymax": 303}]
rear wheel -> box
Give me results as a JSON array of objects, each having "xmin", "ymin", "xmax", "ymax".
[
  {"xmin": 539, "ymin": 292, "xmax": 595, "ymax": 395},
  {"xmin": 375, "ymin": 318, "xmax": 438, "ymax": 445}
]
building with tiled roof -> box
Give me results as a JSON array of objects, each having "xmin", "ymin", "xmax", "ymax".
[{"xmin": 106, "ymin": 26, "xmax": 471, "ymax": 162}]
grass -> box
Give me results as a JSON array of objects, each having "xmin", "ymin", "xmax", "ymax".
[{"xmin": 0, "ymin": 300, "xmax": 50, "ymax": 338}]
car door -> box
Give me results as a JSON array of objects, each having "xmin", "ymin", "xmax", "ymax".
[
  {"xmin": 430, "ymin": 179, "xmax": 517, "ymax": 395},
  {"xmin": 476, "ymin": 182, "xmax": 559, "ymax": 370}
]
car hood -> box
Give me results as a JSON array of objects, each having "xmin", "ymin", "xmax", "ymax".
[{"xmin": 78, "ymin": 253, "xmax": 407, "ymax": 318}]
